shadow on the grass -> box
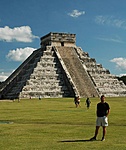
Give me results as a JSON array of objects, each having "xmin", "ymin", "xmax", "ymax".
[{"xmin": 58, "ymin": 139, "xmax": 95, "ymax": 142}]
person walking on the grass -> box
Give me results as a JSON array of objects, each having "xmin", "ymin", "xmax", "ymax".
[
  {"xmin": 74, "ymin": 95, "xmax": 80, "ymax": 107},
  {"xmin": 85, "ymin": 97, "xmax": 91, "ymax": 109},
  {"xmin": 90, "ymin": 95, "xmax": 110, "ymax": 141}
]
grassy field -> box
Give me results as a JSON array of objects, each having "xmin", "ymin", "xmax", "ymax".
[{"xmin": 0, "ymin": 97, "xmax": 125, "ymax": 150}]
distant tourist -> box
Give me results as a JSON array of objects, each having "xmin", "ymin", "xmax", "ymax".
[
  {"xmin": 74, "ymin": 95, "xmax": 80, "ymax": 107},
  {"xmin": 85, "ymin": 97, "xmax": 91, "ymax": 109},
  {"xmin": 90, "ymin": 95, "xmax": 110, "ymax": 141},
  {"xmin": 39, "ymin": 95, "xmax": 42, "ymax": 100},
  {"xmin": 18, "ymin": 97, "xmax": 20, "ymax": 103}
]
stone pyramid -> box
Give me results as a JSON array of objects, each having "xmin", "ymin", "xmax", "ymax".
[{"xmin": 0, "ymin": 32, "xmax": 126, "ymax": 99}]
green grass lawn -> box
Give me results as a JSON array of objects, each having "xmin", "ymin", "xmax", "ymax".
[{"xmin": 0, "ymin": 97, "xmax": 125, "ymax": 150}]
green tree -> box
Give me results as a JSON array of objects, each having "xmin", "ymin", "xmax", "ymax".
[{"xmin": 117, "ymin": 76, "xmax": 126, "ymax": 85}]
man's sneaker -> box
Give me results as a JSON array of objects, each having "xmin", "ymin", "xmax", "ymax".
[
  {"xmin": 101, "ymin": 137, "xmax": 105, "ymax": 141},
  {"xmin": 90, "ymin": 137, "xmax": 96, "ymax": 141}
]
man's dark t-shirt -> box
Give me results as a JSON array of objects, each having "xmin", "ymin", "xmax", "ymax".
[{"xmin": 97, "ymin": 102, "xmax": 110, "ymax": 117}]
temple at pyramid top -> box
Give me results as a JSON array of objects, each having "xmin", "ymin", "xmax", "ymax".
[
  {"xmin": 0, "ymin": 32, "xmax": 126, "ymax": 100},
  {"xmin": 40, "ymin": 32, "xmax": 76, "ymax": 47}
]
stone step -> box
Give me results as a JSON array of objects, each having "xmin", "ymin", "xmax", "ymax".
[
  {"xmin": 55, "ymin": 46, "xmax": 99, "ymax": 97},
  {"xmin": 77, "ymin": 47, "xmax": 126, "ymax": 96}
]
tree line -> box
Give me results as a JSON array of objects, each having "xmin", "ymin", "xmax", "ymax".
[{"xmin": 117, "ymin": 76, "xmax": 126, "ymax": 85}]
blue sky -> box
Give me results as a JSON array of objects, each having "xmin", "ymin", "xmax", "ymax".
[{"xmin": 0, "ymin": 0, "xmax": 126, "ymax": 81}]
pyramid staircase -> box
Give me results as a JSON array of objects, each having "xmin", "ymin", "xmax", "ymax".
[
  {"xmin": 54, "ymin": 46, "xmax": 99, "ymax": 97},
  {"xmin": 75, "ymin": 47, "xmax": 126, "ymax": 97},
  {"xmin": 20, "ymin": 46, "xmax": 74, "ymax": 98},
  {"xmin": 0, "ymin": 46, "xmax": 75, "ymax": 99}
]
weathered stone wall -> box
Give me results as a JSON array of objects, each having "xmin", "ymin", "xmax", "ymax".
[
  {"xmin": 20, "ymin": 46, "xmax": 74, "ymax": 98},
  {"xmin": 41, "ymin": 32, "xmax": 76, "ymax": 48},
  {"xmin": 75, "ymin": 47, "xmax": 126, "ymax": 97},
  {"xmin": 0, "ymin": 49, "xmax": 43, "ymax": 99}
]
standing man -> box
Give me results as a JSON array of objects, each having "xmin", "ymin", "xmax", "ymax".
[{"xmin": 90, "ymin": 95, "xmax": 110, "ymax": 141}]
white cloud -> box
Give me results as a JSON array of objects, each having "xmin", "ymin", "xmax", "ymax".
[
  {"xmin": 0, "ymin": 71, "xmax": 12, "ymax": 82},
  {"xmin": 6, "ymin": 47, "xmax": 36, "ymax": 62},
  {"xmin": 0, "ymin": 75, "xmax": 8, "ymax": 82},
  {"xmin": 96, "ymin": 36, "xmax": 124, "ymax": 43},
  {"xmin": 119, "ymin": 73, "xmax": 126, "ymax": 77},
  {"xmin": 68, "ymin": 9, "xmax": 85, "ymax": 18},
  {"xmin": 0, "ymin": 26, "xmax": 39, "ymax": 42},
  {"xmin": 95, "ymin": 15, "xmax": 126, "ymax": 30},
  {"xmin": 110, "ymin": 57, "xmax": 126, "ymax": 70}
]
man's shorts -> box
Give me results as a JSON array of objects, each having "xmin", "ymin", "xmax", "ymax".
[{"xmin": 96, "ymin": 116, "xmax": 108, "ymax": 126}]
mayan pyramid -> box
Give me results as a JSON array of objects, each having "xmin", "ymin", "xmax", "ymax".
[{"xmin": 0, "ymin": 32, "xmax": 126, "ymax": 99}]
